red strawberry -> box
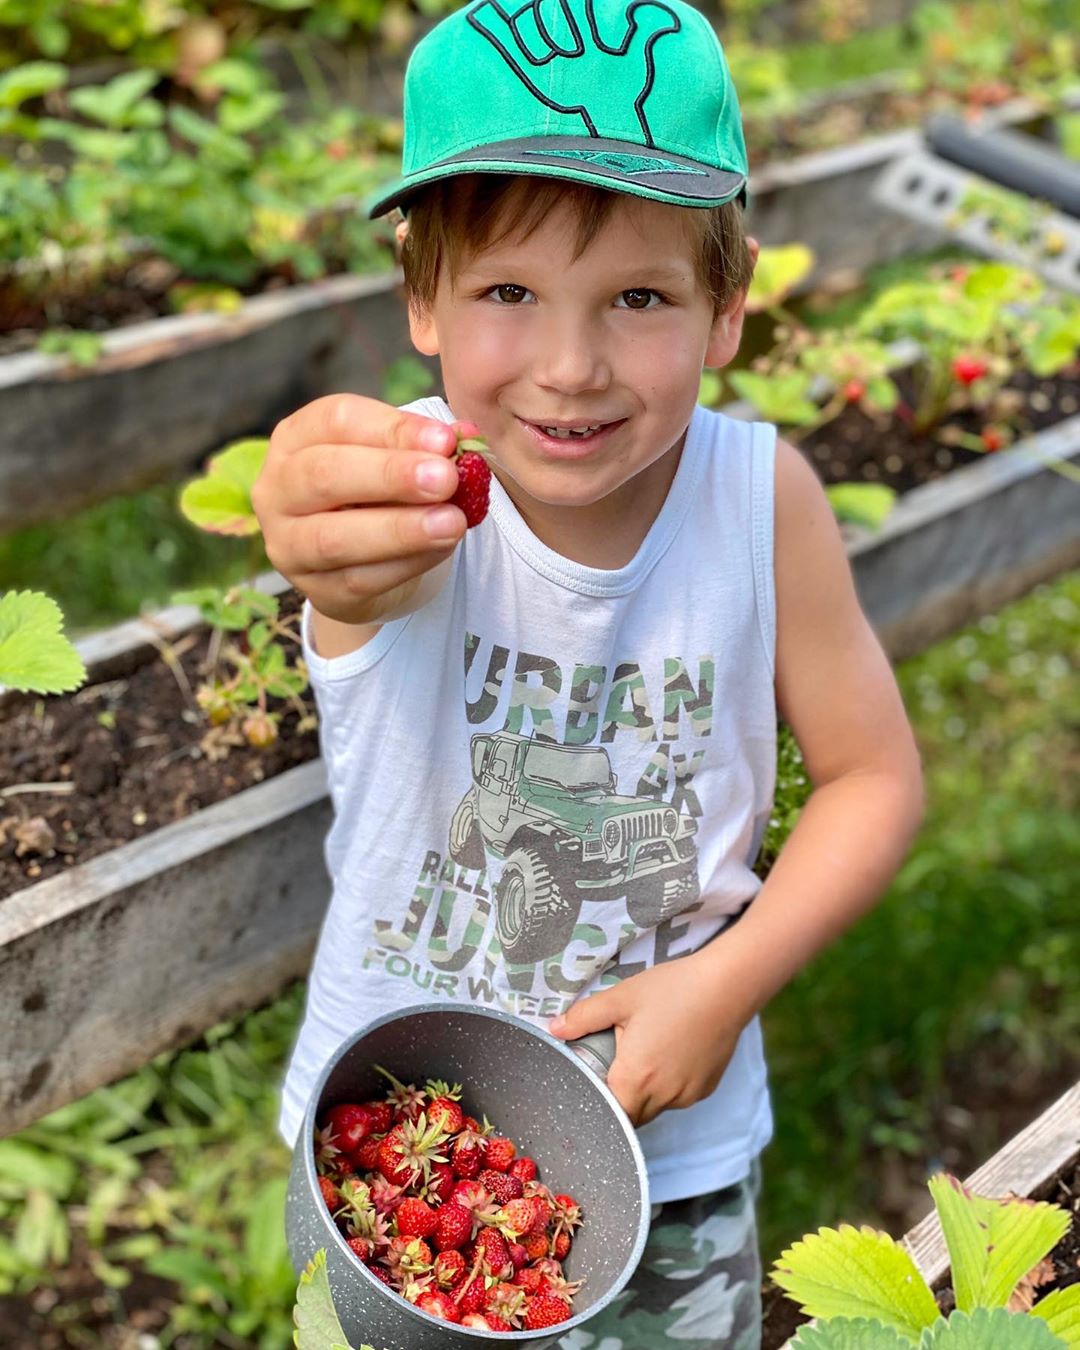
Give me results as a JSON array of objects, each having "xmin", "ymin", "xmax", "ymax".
[
  {"xmin": 475, "ymin": 1227, "xmax": 512, "ymax": 1278},
  {"xmin": 451, "ymin": 1133, "xmax": 485, "ymax": 1179},
  {"xmin": 451, "ymin": 436, "xmax": 492, "ymax": 528},
  {"xmin": 980, "ymin": 426, "xmax": 1006, "ymax": 452},
  {"xmin": 363, "ymin": 1099, "xmax": 394, "ymax": 1134},
  {"xmin": 354, "ymin": 1135, "xmax": 382, "ymax": 1172},
  {"xmin": 514, "ymin": 1265, "xmax": 546, "ymax": 1294},
  {"xmin": 523, "ymin": 1231, "xmax": 551, "ymax": 1261},
  {"xmin": 524, "ymin": 1292, "xmax": 572, "ymax": 1329},
  {"xmin": 552, "ymin": 1230, "xmax": 572, "ymax": 1260},
  {"xmin": 434, "ymin": 1249, "xmax": 467, "ymax": 1290},
  {"xmin": 416, "ymin": 1289, "xmax": 462, "ymax": 1322},
  {"xmin": 842, "ymin": 379, "xmax": 866, "ymax": 403},
  {"xmin": 496, "ymin": 1198, "xmax": 536, "ymax": 1239},
  {"xmin": 323, "ymin": 1103, "xmax": 375, "ymax": 1153},
  {"xmin": 483, "ymin": 1136, "xmax": 517, "ymax": 1173},
  {"xmin": 462, "ymin": 1312, "xmax": 513, "ymax": 1331},
  {"xmin": 396, "ymin": 1197, "xmax": 437, "ymax": 1239},
  {"xmin": 508, "ymin": 1240, "xmax": 529, "ymax": 1270},
  {"xmin": 508, "ymin": 1156, "xmax": 538, "ymax": 1184},
  {"xmin": 480, "ymin": 1168, "xmax": 523, "ymax": 1204},
  {"xmin": 366, "ymin": 1262, "xmax": 394, "ymax": 1287},
  {"xmin": 952, "ymin": 354, "xmax": 989, "ymax": 385},
  {"xmin": 433, "ymin": 1202, "xmax": 474, "ymax": 1252},
  {"xmin": 424, "ymin": 1079, "xmax": 464, "ymax": 1134},
  {"xmin": 455, "ymin": 1272, "xmax": 487, "ymax": 1315},
  {"xmin": 422, "ymin": 1161, "xmax": 455, "ymax": 1205},
  {"xmin": 346, "ymin": 1236, "xmax": 370, "ymax": 1263},
  {"xmin": 318, "ymin": 1176, "xmax": 341, "ymax": 1213},
  {"xmin": 485, "ymin": 1280, "xmax": 527, "ymax": 1326}
]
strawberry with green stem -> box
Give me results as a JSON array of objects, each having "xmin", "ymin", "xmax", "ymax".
[{"xmin": 451, "ymin": 433, "xmax": 494, "ymax": 528}]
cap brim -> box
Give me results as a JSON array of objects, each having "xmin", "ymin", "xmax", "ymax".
[{"xmin": 366, "ymin": 135, "xmax": 747, "ymax": 218}]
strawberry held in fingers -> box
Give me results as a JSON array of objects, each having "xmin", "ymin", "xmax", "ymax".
[{"xmin": 452, "ymin": 434, "xmax": 493, "ymax": 528}]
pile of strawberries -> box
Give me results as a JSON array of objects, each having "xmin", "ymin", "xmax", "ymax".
[{"xmin": 313, "ymin": 1066, "xmax": 584, "ymax": 1332}]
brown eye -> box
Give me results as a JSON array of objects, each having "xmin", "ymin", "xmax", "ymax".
[
  {"xmin": 620, "ymin": 289, "xmax": 657, "ymax": 310},
  {"xmin": 495, "ymin": 284, "xmax": 528, "ymax": 303}
]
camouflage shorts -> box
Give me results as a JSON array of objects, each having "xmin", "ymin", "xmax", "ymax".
[{"xmin": 555, "ymin": 1166, "xmax": 761, "ymax": 1350}]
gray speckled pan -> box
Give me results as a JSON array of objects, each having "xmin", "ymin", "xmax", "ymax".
[{"xmin": 285, "ymin": 1004, "xmax": 649, "ymax": 1349}]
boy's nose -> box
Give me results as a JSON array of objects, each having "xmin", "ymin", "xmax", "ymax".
[{"xmin": 531, "ymin": 316, "xmax": 612, "ymax": 395}]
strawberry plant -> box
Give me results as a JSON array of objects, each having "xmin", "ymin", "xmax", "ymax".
[
  {"xmin": 175, "ymin": 437, "xmax": 314, "ymax": 752},
  {"xmin": 728, "ymin": 256, "xmax": 1080, "ymax": 470},
  {"xmin": 773, "ymin": 1172, "xmax": 1080, "ymax": 1347},
  {"xmin": 0, "ymin": 589, "xmax": 84, "ymax": 695}
]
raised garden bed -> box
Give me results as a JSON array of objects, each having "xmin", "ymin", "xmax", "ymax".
[
  {"xmin": 770, "ymin": 1079, "xmax": 1080, "ymax": 1347},
  {"xmin": 745, "ymin": 90, "xmax": 1078, "ymax": 294},
  {"xmin": 0, "ymin": 270, "xmax": 411, "ymax": 533},
  {"xmin": 3, "ymin": 76, "xmax": 1072, "ymax": 531},
  {"xmin": 2, "ymin": 396, "xmax": 1078, "ymax": 1136}
]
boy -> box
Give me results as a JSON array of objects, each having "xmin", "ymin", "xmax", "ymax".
[{"xmin": 255, "ymin": 0, "xmax": 924, "ymax": 1342}]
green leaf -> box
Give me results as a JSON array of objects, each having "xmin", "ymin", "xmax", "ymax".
[
  {"xmin": 14, "ymin": 1190, "xmax": 69, "ymax": 1268},
  {"xmin": 168, "ymin": 104, "xmax": 253, "ymax": 169},
  {"xmin": 771, "ymin": 1224, "xmax": 940, "ymax": 1341},
  {"xmin": 37, "ymin": 329, "xmax": 105, "ymax": 366},
  {"xmin": 179, "ymin": 439, "xmax": 268, "ymax": 536},
  {"xmin": 381, "ymin": 354, "xmax": 436, "ymax": 407},
  {"xmin": 746, "ymin": 244, "xmax": 816, "ymax": 312},
  {"xmin": 728, "ymin": 370, "xmax": 819, "ymax": 425},
  {"xmin": 243, "ymin": 1176, "xmax": 291, "ymax": 1288},
  {"xmin": 792, "ymin": 1319, "xmax": 912, "ymax": 1349},
  {"xmin": 826, "ymin": 483, "xmax": 897, "ymax": 530},
  {"xmin": 145, "ymin": 1246, "xmax": 233, "ymax": 1300},
  {"xmin": 293, "ymin": 1248, "xmax": 357, "ymax": 1350},
  {"xmin": 69, "ymin": 70, "xmax": 161, "ymax": 129},
  {"xmin": 1029, "ymin": 1285, "xmax": 1080, "ymax": 1346},
  {"xmin": 219, "ymin": 90, "xmax": 285, "ymax": 136},
  {"xmin": 0, "ymin": 590, "xmax": 86, "ymax": 694},
  {"xmin": 929, "ymin": 1174, "xmax": 1070, "ymax": 1313},
  {"xmin": 0, "ymin": 61, "xmax": 68, "ymax": 110},
  {"xmin": 920, "ymin": 1307, "xmax": 1065, "ymax": 1347}
]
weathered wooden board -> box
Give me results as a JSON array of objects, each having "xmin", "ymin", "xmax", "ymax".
[
  {"xmin": 1, "ymin": 414, "xmax": 1077, "ymax": 1134},
  {"xmin": 0, "ymin": 760, "xmax": 332, "ymax": 1136},
  {"xmin": 904, "ymin": 1081, "xmax": 1080, "ymax": 1286},
  {"xmin": 0, "ymin": 271, "xmax": 413, "ymax": 531}
]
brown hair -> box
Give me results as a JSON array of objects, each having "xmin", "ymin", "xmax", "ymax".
[{"xmin": 398, "ymin": 174, "xmax": 753, "ymax": 317}]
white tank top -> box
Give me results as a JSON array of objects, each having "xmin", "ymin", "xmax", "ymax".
[{"xmin": 279, "ymin": 398, "xmax": 776, "ymax": 1202}]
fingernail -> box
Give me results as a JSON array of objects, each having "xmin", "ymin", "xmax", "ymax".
[
  {"xmin": 549, "ymin": 1015, "xmax": 566, "ymax": 1034},
  {"xmin": 420, "ymin": 424, "xmax": 452, "ymax": 451},
  {"xmin": 416, "ymin": 459, "xmax": 453, "ymax": 495},
  {"xmin": 422, "ymin": 506, "xmax": 461, "ymax": 540}
]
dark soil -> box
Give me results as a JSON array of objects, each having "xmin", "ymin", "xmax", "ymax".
[
  {"xmin": 0, "ymin": 233, "xmax": 396, "ymax": 359},
  {"xmin": 0, "ymin": 589, "xmax": 317, "ymax": 898},
  {"xmin": 797, "ymin": 364, "xmax": 1080, "ymax": 495}
]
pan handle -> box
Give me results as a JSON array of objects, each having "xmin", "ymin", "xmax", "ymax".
[{"xmin": 567, "ymin": 1028, "xmax": 616, "ymax": 1080}]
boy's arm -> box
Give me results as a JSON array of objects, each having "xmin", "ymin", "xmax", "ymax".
[{"xmin": 550, "ymin": 439, "xmax": 925, "ymax": 1126}]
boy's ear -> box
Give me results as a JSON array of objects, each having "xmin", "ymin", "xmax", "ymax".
[
  {"xmin": 703, "ymin": 234, "xmax": 759, "ymax": 370},
  {"xmin": 408, "ymin": 301, "xmax": 439, "ymax": 356}
]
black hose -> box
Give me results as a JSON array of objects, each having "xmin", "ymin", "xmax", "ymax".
[{"xmin": 925, "ymin": 113, "xmax": 1080, "ymax": 219}]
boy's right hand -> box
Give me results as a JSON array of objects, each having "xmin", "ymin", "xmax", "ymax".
[{"xmin": 251, "ymin": 394, "xmax": 472, "ymax": 626}]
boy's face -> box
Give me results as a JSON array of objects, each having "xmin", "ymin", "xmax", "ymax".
[{"xmin": 408, "ymin": 190, "xmax": 751, "ymax": 553}]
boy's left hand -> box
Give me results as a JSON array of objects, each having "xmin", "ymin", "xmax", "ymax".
[{"xmin": 548, "ymin": 946, "xmax": 752, "ymax": 1126}]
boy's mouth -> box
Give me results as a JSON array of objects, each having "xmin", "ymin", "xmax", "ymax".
[{"xmin": 518, "ymin": 417, "xmax": 626, "ymax": 452}]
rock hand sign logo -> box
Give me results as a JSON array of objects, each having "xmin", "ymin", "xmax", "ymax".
[
  {"xmin": 467, "ymin": 0, "xmax": 706, "ymax": 177},
  {"xmin": 450, "ymin": 731, "xmax": 701, "ymax": 964}
]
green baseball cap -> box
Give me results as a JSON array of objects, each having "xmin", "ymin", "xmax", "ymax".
[{"xmin": 367, "ymin": 0, "xmax": 748, "ymax": 218}]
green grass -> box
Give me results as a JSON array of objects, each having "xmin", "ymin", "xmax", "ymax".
[
  {"xmin": 760, "ymin": 571, "xmax": 1079, "ymax": 1256},
  {"xmin": 0, "ymin": 575, "xmax": 1076, "ymax": 1343},
  {"xmin": 0, "ymin": 478, "xmax": 266, "ymax": 635}
]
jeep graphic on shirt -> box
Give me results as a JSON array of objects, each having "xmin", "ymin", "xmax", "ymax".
[{"xmin": 449, "ymin": 730, "xmax": 699, "ymax": 963}]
